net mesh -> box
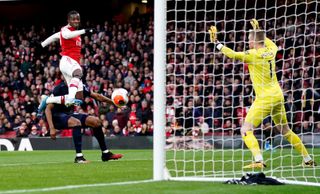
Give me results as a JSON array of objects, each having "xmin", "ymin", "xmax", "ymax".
[{"xmin": 165, "ymin": 0, "xmax": 320, "ymax": 183}]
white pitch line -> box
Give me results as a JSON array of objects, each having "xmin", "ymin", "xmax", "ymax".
[
  {"xmin": 0, "ymin": 158, "xmax": 152, "ymax": 167},
  {"xmin": 0, "ymin": 179, "xmax": 155, "ymax": 194},
  {"xmin": 0, "ymin": 161, "xmax": 69, "ymax": 167}
]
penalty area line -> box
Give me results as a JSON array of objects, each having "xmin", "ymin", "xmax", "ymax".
[{"xmin": 0, "ymin": 179, "xmax": 155, "ymax": 194}]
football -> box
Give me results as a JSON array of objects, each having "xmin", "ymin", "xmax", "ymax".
[{"xmin": 111, "ymin": 88, "xmax": 129, "ymax": 107}]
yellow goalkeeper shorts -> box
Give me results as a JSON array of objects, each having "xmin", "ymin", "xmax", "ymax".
[{"xmin": 245, "ymin": 97, "xmax": 288, "ymax": 127}]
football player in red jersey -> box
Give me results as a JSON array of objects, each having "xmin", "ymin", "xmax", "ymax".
[{"xmin": 38, "ymin": 10, "xmax": 96, "ymax": 114}]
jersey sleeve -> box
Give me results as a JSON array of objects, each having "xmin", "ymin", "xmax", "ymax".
[
  {"xmin": 264, "ymin": 37, "xmax": 278, "ymax": 54},
  {"xmin": 61, "ymin": 28, "xmax": 86, "ymax": 39},
  {"xmin": 41, "ymin": 32, "xmax": 60, "ymax": 47},
  {"xmin": 220, "ymin": 46, "xmax": 254, "ymax": 63}
]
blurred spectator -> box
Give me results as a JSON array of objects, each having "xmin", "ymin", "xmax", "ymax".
[
  {"xmin": 106, "ymin": 105, "xmax": 116, "ymax": 124},
  {"xmin": 122, "ymin": 120, "xmax": 133, "ymax": 136},
  {"xmin": 28, "ymin": 125, "xmax": 39, "ymax": 138},
  {"xmin": 146, "ymin": 119, "xmax": 153, "ymax": 135},
  {"xmin": 127, "ymin": 123, "xmax": 137, "ymax": 136},
  {"xmin": 98, "ymin": 102, "xmax": 109, "ymax": 116},
  {"xmin": 110, "ymin": 125, "xmax": 122, "ymax": 137},
  {"xmin": 196, "ymin": 117, "xmax": 209, "ymax": 135},
  {"xmin": 301, "ymin": 120, "xmax": 312, "ymax": 133},
  {"xmin": 142, "ymin": 79, "xmax": 152, "ymax": 94},
  {"xmin": 136, "ymin": 100, "xmax": 152, "ymax": 123},
  {"xmin": 223, "ymin": 120, "xmax": 234, "ymax": 135},
  {"xmin": 0, "ymin": 119, "xmax": 5, "ymax": 134},
  {"xmin": 16, "ymin": 122, "xmax": 29, "ymax": 137},
  {"xmin": 139, "ymin": 124, "xmax": 149, "ymax": 136},
  {"xmin": 101, "ymin": 116, "xmax": 111, "ymax": 136},
  {"xmin": 314, "ymin": 122, "xmax": 320, "ymax": 133},
  {"xmin": 133, "ymin": 117, "xmax": 142, "ymax": 135},
  {"xmin": 129, "ymin": 103, "xmax": 138, "ymax": 125},
  {"xmin": 113, "ymin": 107, "xmax": 129, "ymax": 130},
  {"xmin": 39, "ymin": 126, "xmax": 50, "ymax": 137}
]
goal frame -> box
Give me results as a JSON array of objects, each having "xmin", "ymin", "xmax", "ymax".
[{"xmin": 153, "ymin": 0, "xmax": 320, "ymax": 187}]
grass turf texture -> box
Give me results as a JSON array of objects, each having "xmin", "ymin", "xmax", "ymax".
[{"xmin": 0, "ymin": 150, "xmax": 319, "ymax": 194}]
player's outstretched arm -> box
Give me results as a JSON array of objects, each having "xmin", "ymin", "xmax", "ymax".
[
  {"xmin": 41, "ymin": 32, "xmax": 60, "ymax": 47},
  {"xmin": 208, "ymin": 26, "xmax": 249, "ymax": 62},
  {"xmin": 44, "ymin": 104, "xmax": 57, "ymax": 140},
  {"xmin": 61, "ymin": 28, "xmax": 96, "ymax": 39},
  {"xmin": 90, "ymin": 92, "xmax": 114, "ymax": 105},
  {"xmin": 218, "ymin": 46, "xmax": 248, "ymax": 62}
]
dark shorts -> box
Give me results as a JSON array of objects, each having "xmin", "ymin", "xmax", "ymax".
[{"xmin": 52, "ymin": 112, "xmax": 88, "ymax": 129}]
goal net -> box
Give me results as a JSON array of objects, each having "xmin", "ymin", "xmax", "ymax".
[{"xmin": 164, "ymin": 0, "xmax": 320, "ymax": 185}]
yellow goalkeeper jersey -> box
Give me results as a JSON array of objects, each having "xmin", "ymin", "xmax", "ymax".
[{"xmin": 220, "ymin": 38, "xmax": 282, "ymax": 98}]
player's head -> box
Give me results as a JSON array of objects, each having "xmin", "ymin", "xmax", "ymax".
[
  {"xmin": 248, "ymin": 30, "xmax": 265, "ymax": 49},
  {"xmin": 67, "ymin": 10, "xmax": 80, "ymax": 29}
]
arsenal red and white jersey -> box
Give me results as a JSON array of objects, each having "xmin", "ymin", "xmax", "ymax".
[{"xmin": 60, "ymin": 25, "xmax": 81, "ymax": 63}]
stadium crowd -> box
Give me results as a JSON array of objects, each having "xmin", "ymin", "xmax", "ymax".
[
  {"xmin": 0, "ymin": 8, "xmax": 319, "ymax": 139},
  {"xmin": 0, "ymin": 9, "xmax": 154, "ymax": 137}
]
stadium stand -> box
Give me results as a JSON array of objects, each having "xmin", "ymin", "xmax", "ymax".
[{"xmin": 0, "ymin": 10, "xmax": 154, "ymax": 138}]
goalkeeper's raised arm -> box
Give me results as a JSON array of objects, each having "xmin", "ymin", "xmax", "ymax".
[
  {"xmin": 208, "ymin": 21, "xmax": 278, "ymax": 63},
  {"xmin": 208, "ymin": 25, "xmax": 249, "ymax": 62}
]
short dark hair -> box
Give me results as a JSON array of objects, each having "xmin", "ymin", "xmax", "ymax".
[
  {"xmin": 249, "ymin": 29, "xmax": 265, "ymax": 43},
  {"xmin": 67, "ymin": 10, "xmax": 79, "ymax": 19}
]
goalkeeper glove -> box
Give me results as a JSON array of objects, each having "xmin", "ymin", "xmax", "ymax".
[
  {"xmin": 208, "ymin": 26, "xmax": 217, "ymax": 43},
  {"xmin": 85, "ymin": 28, "xmax": 97, "ymax": 34},
  {"xmin": 250, "ymin": 19, "xmax": 260, "ymax": 30},
  {"xmin": 208, "ymin": 26, "xmax": 223, "ymax": 51}
]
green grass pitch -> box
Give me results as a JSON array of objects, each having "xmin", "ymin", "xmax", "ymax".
[{"xmin": 0, "ymin": 150, "xmax": 319, "ymax": 194}]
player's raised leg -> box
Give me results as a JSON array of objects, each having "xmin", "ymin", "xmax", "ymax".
[
  {"xmin": 38, "ymin": 11, "xmax": 96, "ymax": 114},
  {"xmin": 37, "ymin": 95, "xmax": 49, "ymax": 117},
  {"xmin": 37, "ymin": 58, "xmax": 83, "ymax": 115},
  {"xmin": 273, "ymin": 102, "xmax": 317, "ymax": 167},
  {"xmin": 47, "ymin": 56, "xmax": 83, "ymax": 106}
]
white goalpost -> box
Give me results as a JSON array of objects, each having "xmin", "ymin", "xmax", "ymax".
[
  {"xmin": 154, "ymin": 0, "xmax": 320, "ymax": 186},
  {"xmin": 153, "ymin": 0, "xmax": 167, "ymax": 181}
]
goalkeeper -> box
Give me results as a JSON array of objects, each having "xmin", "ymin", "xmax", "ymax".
[{"xmin": 208, "ymin": 19, "xmax": 317, "ymax": 168}]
